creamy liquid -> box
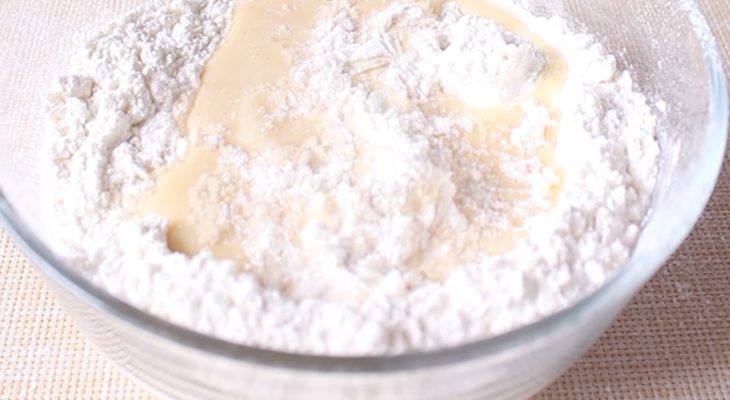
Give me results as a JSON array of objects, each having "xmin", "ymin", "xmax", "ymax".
[
  {"xmin": 184, "ymin": 1, "xmax": 322, "ymax": 150},
  {"xmin": 144, "ymin": 0, "xmax": 567, "ymax": 265}
]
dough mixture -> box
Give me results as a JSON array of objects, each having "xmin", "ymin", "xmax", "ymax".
[{"xmin": 46, "ymin": 0, "xmax": 660, "ymax": 355}]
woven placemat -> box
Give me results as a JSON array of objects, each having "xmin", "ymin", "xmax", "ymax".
[{"xmin": 1, "ymin": 0, "xmax": 729, "ymax": 398}]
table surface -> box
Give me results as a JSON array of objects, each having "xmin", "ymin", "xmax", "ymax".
[{"xmin": 1, "ymin": 1, "xmax": 729, "ymax": 399}]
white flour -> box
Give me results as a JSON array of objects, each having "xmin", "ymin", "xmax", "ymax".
[{"xmin": 45, "ymin": 0, "xmax": 660, "ymax": 355}]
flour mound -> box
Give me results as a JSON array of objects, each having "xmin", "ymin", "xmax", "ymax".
[{"xmin": 45, "ymin": 0, "xmax": 660, "ymax": 355}]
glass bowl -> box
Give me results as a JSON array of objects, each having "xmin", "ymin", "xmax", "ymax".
[{"xmin": 0, "ymin": 0, "xmax": 726, "ymax": 399}]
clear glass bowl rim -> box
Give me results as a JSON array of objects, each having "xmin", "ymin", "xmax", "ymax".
[{"xmin": 0, "ymin": 0, "xmax": 726, "ymax": 374}]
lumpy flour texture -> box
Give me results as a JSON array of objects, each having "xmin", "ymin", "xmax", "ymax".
[{"xmin": 45, "ymin": 0, "xmax": 660, "ymax": 355}]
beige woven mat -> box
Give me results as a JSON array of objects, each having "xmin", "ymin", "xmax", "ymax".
[{"xmin": 1, "ymin": 0, "xmax": 730, "ymax": 398}]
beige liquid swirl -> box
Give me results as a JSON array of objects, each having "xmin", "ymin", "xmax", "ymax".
[{"xmin": 143, "ymin": 0, "xmax": 567, "ymax": 265}]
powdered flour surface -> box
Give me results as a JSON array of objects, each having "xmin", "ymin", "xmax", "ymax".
[{"xmin": 46, "ymin": 0, "xmax": 660, "ymax": 355}]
